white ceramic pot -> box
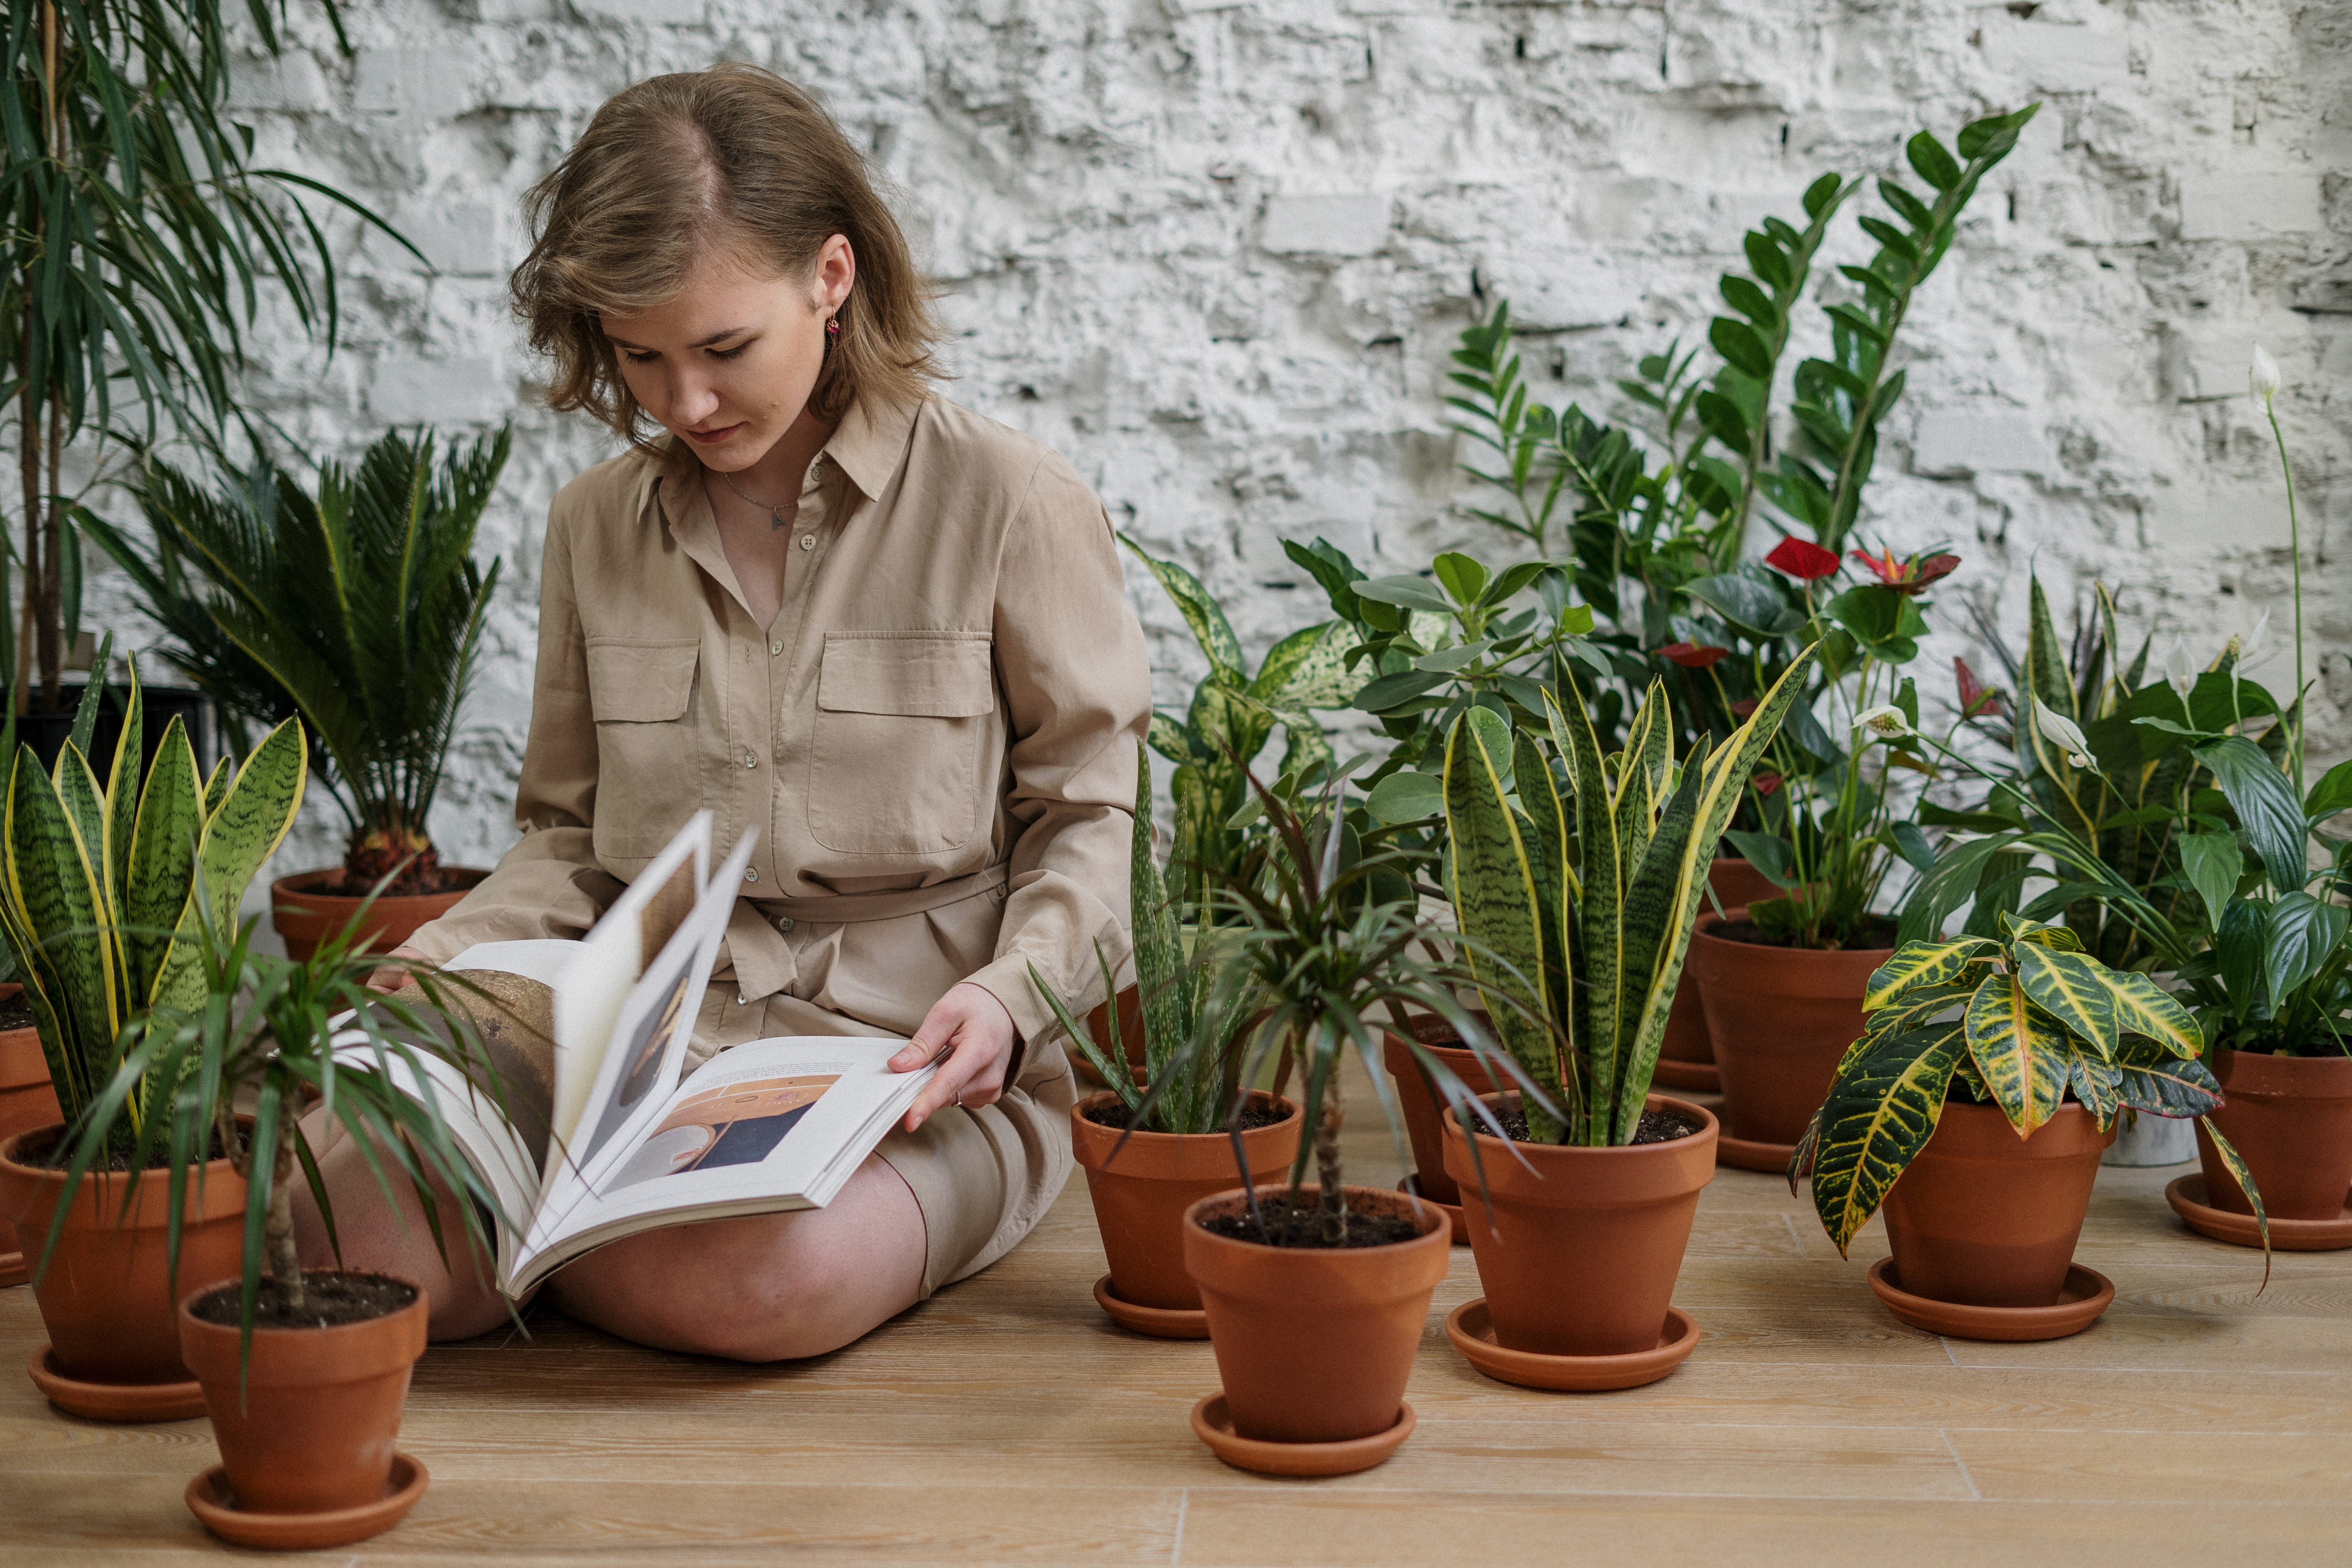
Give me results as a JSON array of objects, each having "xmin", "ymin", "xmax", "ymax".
[{"xmin": 2101, "ymin": 1109, "xmax": 2198, "ymax": 1167}]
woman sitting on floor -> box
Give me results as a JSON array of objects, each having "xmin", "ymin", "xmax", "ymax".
[{"xmin": 297, "ymin": 62, "xmax": 1149, "ymax": 1361}]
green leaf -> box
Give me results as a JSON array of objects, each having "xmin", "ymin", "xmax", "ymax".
[
  {"xmin": 2305, "ymin": 759, "xmax": 2352, "ymax": 823},
  {"xmin": 1352, "ymin": 669, "xmax": 1448, "ymax": 713},
  {"xmin": 2111, "ymin": 1044, "xmax": 2222, "ymax": 1119},
  {"xmin": 1865, "ymin": 938, "xmax": 1997, "ymax": 1011},
  {"xmin": 1120, "ymin": 535, "xmax": 1247, "ymax": 685},
  {"xmin": 150, "ymin": 719, "xmax": 307, "ymax": 1013},
  {"xmin": 1431, "ymin": 552, "xmax": 1490, "ymax": 607},
  {"xmin": 1146, "ymin": 713, "xmax": 1203, "ymax": 766},
  {"xmin": 123, "ymin": 717, "xmax": 202, "ymax": 1005},
  {"xmin": 1964, "ymin": 971, "xmax": 2069, "ymax": 1134},
  {"xmin": 1905, "ymin": 131, "xmax": 1963, "ymax": 192},
  {"xmin": 2112, "ymin": 970, "xmax": 2201, "ymax": 1058},
  {"xmin": 2180, "ymin": 832, "xmax": 2243, "ymax": 932},
  {"xmin": 1684, "ymin": 573, "xmax": 1799, "ymax": 637},
  {"xmin": 2194, "ymin": 736, "xmax": 2310, "ymax": 894},
  {"xmin": 2012, "ymin": 943, "xmax": 2121, "ymax": 1059},
  {"xmin": 1708, "ymin": 317, "xmax": 1773, "ymax": 380},
  {"xmin": 2198, "ymin": 1118, "xmax": 2270, "ymax": 1275},
  {"xmin": 1365, "ymin": 770, "xmax": 1445, "ymax": 824},
  {"xmin": 1809, "ymin": 1022, "xmax": 1967, "ymax": 1255},
  {"xmin": 2264, "ymin": 892, "xmax": 2350, "ymax": 1011},
  {"xmin": 1352, "ymin": 575, "xmax": 1455, "ymax": 614},
  {"xmin": 1249, "ymin": 620, "xmax": 1365, "ymax": 711}
]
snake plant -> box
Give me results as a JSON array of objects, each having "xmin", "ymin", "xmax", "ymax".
[
  {"xmin": 0, "ymin": 655, "xmax": 306, "ymax": 1142},
  {"xmin": 1795, "ymin": 915, "xmax": 2265, "ymax": 1256},
  {"xmin": 1444, "ymin": 649, "xmax": 1816, "ymax": 1145}
]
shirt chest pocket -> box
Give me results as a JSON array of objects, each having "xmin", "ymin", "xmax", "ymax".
[
  {"xmin": 809, "ymin": 631, "xmax": 995, "ymax": 855},
  {"xmin": 587, "ymin": 639, "xmax": 702, "ymax": 857}
]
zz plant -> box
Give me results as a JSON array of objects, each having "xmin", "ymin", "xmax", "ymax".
[
  {"xmin": 0, "ymin": 653, "xmax": 304, "ymax": 1143},
  {"xmin": 1443, "ymin": 650, "xmax": 1815, "ymax": 1145},
  {"xmin": 1796, "ymin": 915, "xmax": 2265, "ymax": 1255}
]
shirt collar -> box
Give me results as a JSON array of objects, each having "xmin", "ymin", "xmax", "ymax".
[{"xmin": 636, "ymin": 392, "xmax": 920, "ymax": 529}]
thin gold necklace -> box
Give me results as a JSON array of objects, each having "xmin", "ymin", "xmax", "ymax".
[{"xmin": 716, "ymin": 467, "xmax": 790, "ymax": 532}]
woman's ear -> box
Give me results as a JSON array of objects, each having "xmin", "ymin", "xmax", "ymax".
[{"xmin": 814, "ymin": 233, "xmax": 856, "ymax": 313}]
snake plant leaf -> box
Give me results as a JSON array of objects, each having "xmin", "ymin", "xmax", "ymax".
[
  {"xmin": 1548, "ymin": 684, "xmax": 1622, "ymax": 1133},
  {"xmin": 150, "ymin": 718, "xmax": 305, "ymax": 1013},
  {"xmin": 2108, "ymin": 970, "xmax": 2201, "ymax": 1059},
  {"xmin": 2111, "ymin": 1043, "xmax": 2223, "ymax": 1119},
  {"xmin": 6, "ymin": 749, "xmax": 121, "ymax": 1079},
  {"xmin": 1443, "ymin": 707, "xmax": 1564, "ymax": 1142},
  {"xmin": 104, "ymin": 663, "xmax": 142, "ymax": 918},
  {"xmin": 122, "ymin": 716, "xmax": 201, "ymax": 1005},
  {"xmin": 2013, "ymin": 943, "xmax": 2122, "ymax": 1060},
  {"xmin": 1613, "ymin": 682, "xmax": 1672, "ymax": 875},
  {"xmin": 52, "ymin": 744, "xmax": 110, "ymax": 931},
  {"xmin": 1119, "ymin": 535, "xmax": 1245, "ymax": 687},
  {"xmin": 201, "ymin": 756, "xmax": 234, "ymax": 818},
  {"xmin": 1809, "ymin": 1020, "xmax": 1967, "ymax": 1255},
  {"xmin": 1127, "ymin": 743, "xmax": 1189, "ymax": 1091},
  {"xmin": 1514, "ymin": 729, "xmax": 1570, "ymax": 1006},
  {"xmin": 1864, "ymin": 937, "xmax": 1997, "ymax": 1011},
  {"xmin": 1613, "ymin": 755, "xmax": 1710, "ymax": 1137},
  {"xmin": 2198, "ymin": 1117, "xmax": 2270, "ymax": 1278},
  {"xmin": 1964, "ymin": 971, "xmax": 2069, "ymax": 1135}
]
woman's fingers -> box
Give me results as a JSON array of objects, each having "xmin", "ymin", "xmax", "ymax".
[{"xmin": 898, "ymin": 984, "xmax": 1017, "ymax": 1131}]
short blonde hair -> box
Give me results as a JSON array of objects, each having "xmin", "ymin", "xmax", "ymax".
[{"xmin": 511, "ymin": 64, "xmax": 943, "ymax": 438}]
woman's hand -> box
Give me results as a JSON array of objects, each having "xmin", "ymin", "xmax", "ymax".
[
  {"xmin": 890, "ymin": 982, "xmax": 1017, "ymax": 1132},
  {"xmin": 366, "ymin": 945, "xmax": 433, "ymax": 994}
]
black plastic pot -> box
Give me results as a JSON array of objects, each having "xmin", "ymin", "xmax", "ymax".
[{"xmin": 11, "ymin": 681, "xmax": 213, "ymax": 774}]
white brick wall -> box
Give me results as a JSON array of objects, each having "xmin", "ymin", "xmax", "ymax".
[{"xmin": 67, "ymin": 0, "xmax": 2343, "ymax": 895}]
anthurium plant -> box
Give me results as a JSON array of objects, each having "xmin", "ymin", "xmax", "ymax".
[
  {"xmin": 1443, "ymin": 650, "xmax": 1815, "ymax": 1145},
  {"xmin": 1795, "ymin": 915, "xmax": 2265, "ymax": 1254},
  {"xmin": 0, "ymin": 652, "xmax": 305, "ymax": 1146}
]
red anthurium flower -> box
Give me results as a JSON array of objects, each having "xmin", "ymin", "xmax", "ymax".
[
  {"xmin": 1660, "ymin": 642, "xmax": 1730, "ymax": 668},
  {"xmin": 1953, "ymin": 657, "xmax": 2002, "ymax": 719},
  {"xmin": 1730, "ymin": 697, "xmax": 1759, "ymax": 718},
  {"xmin": 1752, "ymin": 771, "xmax": 1784, "ymax": 796},
  {"xmin": 1764, "ymin": 537, "xmax": 1840, "ymax": 581},
  {"xmin": 1851, "ymin": 548, "xmax": 1962, "ymax": 596}
]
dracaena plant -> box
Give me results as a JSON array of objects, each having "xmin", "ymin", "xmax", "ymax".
[
  {"xmin": 1794, "ymin": 915, "xmax": 2265, "ymax": 1256},
  {"xmin": 1030, "ymin": 742, "xmax": 1257, "ymax": 1136},
  {"xmin": 1153, "ymin": 765, "xmax": 1525, "ymax": 1245},
  {"xmin": 1121, "ymin": 535, "xmax": 1364, "ymax": 915},
  {"xmin": 85, "ymin": 426, "xmax": 507, "ymax": 895},
  {"xmin": 1442, "ymin": 650, "xmax": 1815, "ymax": 1145},
  {"xmin": 0, "ymin": 650, "xmax": 305, "ymax": 1146}
]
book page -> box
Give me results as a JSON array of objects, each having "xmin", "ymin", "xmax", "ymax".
[{"xmin": 507, "ymin": 1036, "xmax": 931, "ymax": 1295}]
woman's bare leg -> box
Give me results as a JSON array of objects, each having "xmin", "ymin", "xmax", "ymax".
[
  {"xmin": 541, "ymin": 1153, "xmax": 927, "ymax": 1362},
  {"xmin": 290, "ymin": 1105, "xmax": 521, "ymax": 1341}
]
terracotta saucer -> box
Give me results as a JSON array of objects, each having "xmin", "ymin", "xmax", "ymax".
[
  {"xmin": 1396, "ymin": 1179, "xmax": 1468, "ymax": 1245},
  {"xmin": 1092, "ymin": 1273, "xmax": 1209, "ymax": 1339},
  {"xmin": 1865, "ymin": 1258, "xmax": 2113, "ymax": 1342},
  {"xmin": 2165, "ymin": 1174, "xmax": 2352, "ymax": 1252},
  {"xmin": 0, "ymin": 1246, "xmax": 25, "ymax": 1290},
  {"xmin": 187, "ymin": 1452, "xmax": 429, "ymax": 1549},
  {"xmin": 1652, "ymin": 1059, "xmax": 1720, "ymax": 1094},
  {"xmin": 1189, "ymin": 1392, "xmax": 1415, "ymax": 1476},
  {"xmin": 26, "ymin": 1344, "xmax": 206, "ymax": 1421},
  {"xmin": 1715, "ymin": 1131, "xmax": 1800, "ymax": 1175},
  {"xmin": 1445, "ymin": 1299, "xmax": 1699, "ymax": 1391}
]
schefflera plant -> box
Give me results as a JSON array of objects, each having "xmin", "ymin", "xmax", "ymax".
[
  {"xmin": 1796, "ymin": 915, "xmax": 2267, "ymax": 1254},
  {"xmin": 1444, "ymin": 648, "xmax": 1816, "ymax": 1145}
]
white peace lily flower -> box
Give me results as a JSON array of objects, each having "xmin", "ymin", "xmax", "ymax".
[
  {"xmin": 2163, "ymin": 639, "xmax": 2196, "ymax": 701},
  {"xmin": 2250, "ymin": 344, "xmax": 2280, "ymax": 406},
  {"xmin": 2243, "ymin": 606, "xmax": 2270, "ymax": 660},
  {"xmin": 1855, "ymin": 704, "xmax": 1911, "ymax": 738},
  {"xmin": 2031, "ymin": 694, "xmax": 2098, "ymax": 772}
]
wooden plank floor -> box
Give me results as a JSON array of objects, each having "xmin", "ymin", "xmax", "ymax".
[{"xmin": 4, "ymin": 1059, "xmax": 2348, "ymax": 1566}]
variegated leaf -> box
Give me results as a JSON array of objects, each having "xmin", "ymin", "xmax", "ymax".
[
  {"xmin": 1864, "ymin": 938, "xmax": 1997, "ymax": 1011},
  {"xmin": 1146, "ymin": 713, "xmax": 1203, "ymax": 766},
  {"xmin": 151, "ymin": 719, "xmax": 306, "ymax": 1012},
  {"xmin": 2013, "ymin": 942, "xmax": 2120, "ymax": 1059},
  {"xmin": 2111, "ymin": 1042, "xmax": 2223, "ymax": 1119},
  {"xmin": 1251, "ymin": 619, "xmax": 1365, "ymax": 710},
  {"xmin": 123, "ymin": 716, "xmax": 202, "ymax": 1007},
  {"xmin": 5, "ymin": 749, "xmax": 120, "ymax": 1089},
  {"xmin": 1963, "ymin": 971, "xmax": 2069, "ymax": 1135},
  {"xmin": 2109, "ymin": 970, "xmax": 2201, "ymax": 1059},
  {"xmin": 1999, "ymin": 911, "xmax": 2085, "ymax": 952},
  {"xmin": 2199, "ymin": 1117, "xmax": 2270, "ymax": 1278},
  {"xmin": 1810, "ymin": 1022, "xmax": 1968, "ymax": 1256},
  {"xmin": 1120, "ymin": 534, "xmax": 1246, "ymax": 685},
  {"xmin": 2068, "ymin": 1053, "xmax": 2120, "ymax": 1128},
  {"xmin": 1548, "ymin": 682, "xmax": 1622, "ymax": 1133}
]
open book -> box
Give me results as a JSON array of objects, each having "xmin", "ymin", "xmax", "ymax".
[{"xmin": 355, "ymin": 813, "xmax": 936, "ymax": 1297}]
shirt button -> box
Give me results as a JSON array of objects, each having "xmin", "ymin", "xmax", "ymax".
[
  {"xmin": 743, "ymin": 749, "xmax": 759, "ymax": 770},
  {"xmin": 735, "ymin": 992, "xmax": 748, "ymax": 1005},
  {"xmin": 775, "ymin": 916, "xmax": 794, "ymax": 933},
  {"xmin": 799, "ymin": 534, "xmax": 816, "ymax": 550},
  {"xmin": 744, "ymin": 867, "xmax": 759, "ymax": 883},
  {"xmin": 769, "ymin": 641, "xmax": 783, "ymax": 656}
]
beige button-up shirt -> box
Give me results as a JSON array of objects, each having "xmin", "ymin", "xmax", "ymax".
[{"xmin": 408, "ymin": 392, "xmax": 1151, "ymax": 1049}]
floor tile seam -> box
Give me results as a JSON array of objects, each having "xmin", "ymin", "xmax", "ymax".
[{"xmin": 1170, "ymin": 1485, "xmax": 2352, "ymax": 1508}]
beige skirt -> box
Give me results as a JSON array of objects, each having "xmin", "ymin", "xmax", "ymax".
[{"xmin": 686, "ymin": 890, "xmax": 1078, "ymax": 1298}]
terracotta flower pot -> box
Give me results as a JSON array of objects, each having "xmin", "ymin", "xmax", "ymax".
[
  {"xmin": 1182, "ymin": 1184, "xmax": 1449, "ymax": 1445},
  {"xmin": 1440, "ymin": 1091, "xmax": 1717, "ymax": 1357},
  {"xmin": 2196, "ymin": 1048, "xmax": 2352, "ymax": 1221},
  {"xmin": 1384, "ymin": 1017, "xmax": 1499, "ymax": 1208},
  {"xmin": 0, "ymin": 1125, "xmax": 247, "ymax": 1383},
  {"xmin": 1656, "ymin": 860, "xmax": 1782, "ymax": 1091},
  {"xmin": 1881, "ymin": 1101, "xmax": 2113, "ymax": 1308},
  {"xmin": 1073, "ymin": 1090, "xmax": 1301, "ymax": 1310},
  {"xmin": 0, "ymin": 984, "xmax": 60, "ymax": 1285},
  {"xmin": 179, "ymin": 1274, "xmax": 428, "ymax": 1516},
  {"xmin": 270, "ymin": 867, "xmax": 489, "ymax": 963},
  {"xmin": 1687, "ymin": 908, "xmax": 1894, "ymax": 1149}
]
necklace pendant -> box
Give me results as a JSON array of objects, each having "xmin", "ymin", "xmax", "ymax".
[{"xmin": 769, "ymin": 507, "xmax": 786, "ymax": 532}]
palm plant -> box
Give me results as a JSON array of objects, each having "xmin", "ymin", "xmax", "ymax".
[
  {"xmin": 0, "ymin": 651, "xmax": 304, "ymax": 1145},
  {"xmin": 3, "ymin": 0, "xmax": 409, "ymax": 715},
  {"xmin": 1795, "ymin": 915, "xmax": 2264, "ymax": 1255},
  {"xmin": 1443, "ymin": 652, "xmax": 1813, "ymax": 1145},
  {"xmin": 1031, "ymin": 742, "xmax": 1257, "ymax": 1135},
  {"xmin": 85, "ymin": 427, "xmax": 508, "ymax": 893},
  {"xmin": 1157, "ymin": 765, "xmax": 1524, "ymax": 1245}
]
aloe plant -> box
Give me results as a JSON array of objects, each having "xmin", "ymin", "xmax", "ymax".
[
  {"xmin": 86, "ymin": 427, "xmax": 506, "ymax": 893},
  {"xmin": 1030, "ymin": 742, "xmax": 1255, "ymax": 1135},
  {"xmin": 0, "ymin": 653, "xmax": 306, "ymax": 1142},
  {"xmin": 1796, "ymin": 915, "xmax": 2265, "ymax": 1257},
  {"xmin": 1443, "ymin": 650, "xmax": 1816, "ymax": 1145}
]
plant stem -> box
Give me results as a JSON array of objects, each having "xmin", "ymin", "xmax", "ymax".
[
  {"xmin": 266, "ymin": 1111, "xmax": 303, "ymax": 1313},
  {"xmin": 2263, "ymin": 399, "xmax": 2304, "ymax": 790},
  {"xmin": 1314, "ymin": 1102, "xmax": 1346, "ymax": 1246}
]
